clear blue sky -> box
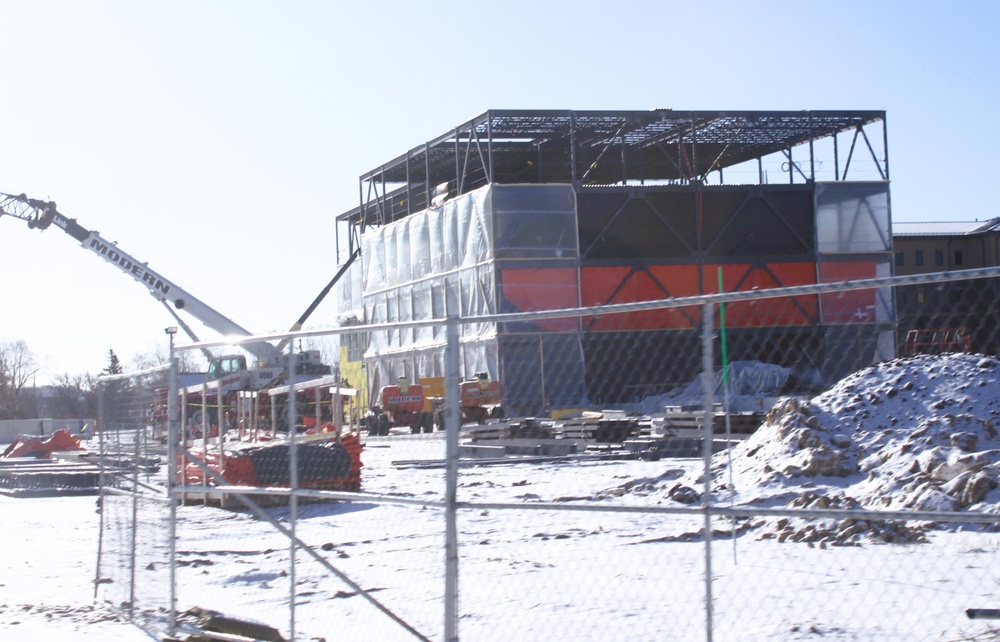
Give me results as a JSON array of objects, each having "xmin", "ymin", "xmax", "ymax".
[{"xmin": 1, "ymin": 0, "xmax": 997, "ymax": 382}]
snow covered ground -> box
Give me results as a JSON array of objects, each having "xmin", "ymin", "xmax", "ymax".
[
  {"xmin": 0, "ymin": 495, "xmax": 152, "ymax": 641},
  {"xmin": 4, "ymin": 353, "xmax": 1000, "ymax": 641}
]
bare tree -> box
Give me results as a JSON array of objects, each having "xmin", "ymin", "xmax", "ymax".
[
  {"xmin": 130, "ymin": 341, "xmax": 205, "ymax": 374},
  {"xmin": 47, "ymin": 372, "xmax": 99, "ymax": 419},
  {"xmin": 0, "ymin": 340, "xmax": 41, "ymax": 419}
]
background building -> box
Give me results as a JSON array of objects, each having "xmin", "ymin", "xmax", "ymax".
[
  {"xmin": 893, "ymin": 219, "xmax": 1000, "ymax": 355},
  {"xmin": 336, "ymin": 109, "xmax": 892, "ymax": 415}
]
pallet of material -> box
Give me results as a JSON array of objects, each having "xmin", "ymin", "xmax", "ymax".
[
  {"xmin": 557, "ymin": 417, "xmax": 641, "ymax": 443},
  {"xmin": 662, "ymin": 407, "xmax": 763, "ymax": 434},
  {"xmin": 0, "ymin": 459, "xmax": 107, "ymax": 497},
  {"xmin": 467, "ymin": 419, "xmax": 554, "ymax": 442},
  {"xmin": 555, "ymin": 423, "xmax": 596, "ymax": 440},
  {"xmin": 75, "ymin": 451, "xmax": 162, "ymax": 473},
  {"xmin": 466, "ymin": 425, "xmax": 509, "ymax": 441},
  {"xmin": 623, "ymin": 435, "xmax": 745, "ymax": 459}
]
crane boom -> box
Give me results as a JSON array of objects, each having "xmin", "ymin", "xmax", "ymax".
[
  {"xmin": 275, "ymin": 247, "xmax": 360, "ymax": 353},
  {"xmin": 0, "ymin": 192, "xmax": 282, "ymax": 366}
]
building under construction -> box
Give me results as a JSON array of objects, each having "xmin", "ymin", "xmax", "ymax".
[{"xmin": 336, "ymin": 109, "xmax": 892, "ymax": 416}]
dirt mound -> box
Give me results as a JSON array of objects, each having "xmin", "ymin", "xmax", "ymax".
[{"xmin": 623, "ymin": 353, "xmax": 1000, "ymax": 542}]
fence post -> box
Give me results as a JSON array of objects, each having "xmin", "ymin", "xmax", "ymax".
[
  {"xmin": 94, "ymin": 381, "xmax": 106, "ymax": 601},
  {"xmin": 700, "ymin": 302, "xmax": 715, "ymax": 642},
  {"xmin": 167, "ymin": 328, "xmax": 179, "ymax": 634},
  {"xmin": 287, "ymin": 342, "xmax": 299, "ymax": 641},
  {"xmin": 444, "ymin": 315, "xmax": 460, "ymax": 642},
  {"xmin": 129, "ymin": 407, "xmax": 139, "ymax": 621}
]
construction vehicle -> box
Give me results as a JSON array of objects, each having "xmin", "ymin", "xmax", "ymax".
[
  {"xmin": 0, "ymin": 192, "xmax": 330, "ymax": 389},
  {"xmin": 1, "ymin": 191, "xmax": 363, "ymax": 497},
  {"xmin": 424, "ymin": 372, "xmax": 504, "ymax": 429},
  {"xmin": 372, "ymin": 376, "xmax": 433, "ymax": 435},
  {"xmin": 458, "ymin": 372, "xmax": 503, "ymax": 424},
  {"xmin": 370, "ymin": 372, "xmax": 503, "ymax": 435}
]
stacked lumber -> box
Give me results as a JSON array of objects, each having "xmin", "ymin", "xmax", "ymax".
[{"xmin": 0, "ymin": 458, "xmax": 105, "ymax": 497}]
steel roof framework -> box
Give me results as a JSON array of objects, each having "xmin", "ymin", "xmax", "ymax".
[{"xmin": 336, "ymin": 109, "xmax": 887, "ymax": 258}]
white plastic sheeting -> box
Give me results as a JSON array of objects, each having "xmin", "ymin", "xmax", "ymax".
[
  {"xmin": 359, "ymin": 186, "xmax": 496, "ymax": 393},
  {"xmin": 815, "ymin": 182, "xmax": 891, "ymax": 254},
  {"xmin": 354, "ymin": 184, "xmax": 585, "ymax": 405},
  {"xmin": 814, "ymin": 181, "xmax": 895, "ymax": 365}
]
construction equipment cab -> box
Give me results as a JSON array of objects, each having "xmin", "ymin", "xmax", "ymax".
[
  {"xmin": 207, "ymin": 355, "xmax": 247, "ymax": 379},
  {"xmin": 206, "ymin": 355, "xmax": 250, "ymax": 387}
]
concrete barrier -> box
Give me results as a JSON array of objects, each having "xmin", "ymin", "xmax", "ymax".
[{"xmin": 0, "ymin": 419, "xmax": 92, "ymax": 446}]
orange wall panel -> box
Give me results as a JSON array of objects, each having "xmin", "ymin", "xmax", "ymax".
[
  {"xmin": 581, "ymin": 265, "xmax": 701, "ymax": 331},
  {"xmin": 818, "ymin": 261, "xmax": 880, "ymax": 323},
  {"xmin": 500, "ymin": 267, "xmax": 579, "ymax": 330},
  {"xmin": 705, "ymin": 262, "xmax": 819, "ymax": 327}
]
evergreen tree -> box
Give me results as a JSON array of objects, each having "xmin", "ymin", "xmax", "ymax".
[
  {"xmin": 100, "ymin": 348, "xmax": 128, "ymax": 429},
  {"xmin": 103, "ymin": 349, "xmax": 123, "ymax": 376}
]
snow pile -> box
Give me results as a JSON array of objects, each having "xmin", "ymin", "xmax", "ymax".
[{"xmin": 630, "ymin": 353, "xmax": 1000, "ymax": 544}]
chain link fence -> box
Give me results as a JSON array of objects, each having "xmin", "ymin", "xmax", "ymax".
[
  {"xmin": 94, "ymin": 364, "xmax": 172, "ymax": 635},
  {"xmin": 96, "ymin": 268, "xmax": 1000, "ymax": 641}
]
